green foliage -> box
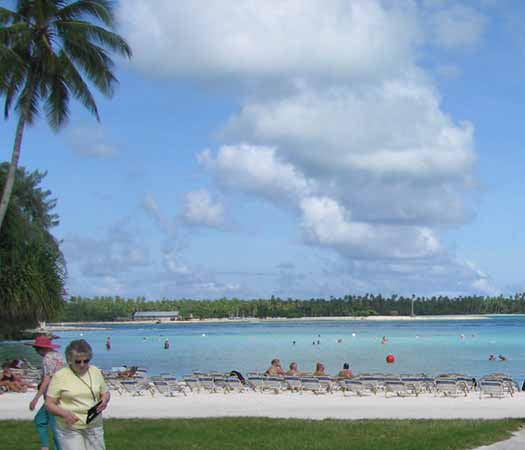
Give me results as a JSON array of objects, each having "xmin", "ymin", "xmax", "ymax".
[
  {"xmin": 0, "ymin": 418, "xmax": 522, "ymax": 450},
  {"xmin": 0, "ymin": 0, "xmax": 132, "ymax": 128},
  {"xmin": 0, "ymin": 163, "xmax": 65, "ymax": 338},
  {"xmin": 56, "ymin": 292, "xmax": 525, "ymax": 322}
]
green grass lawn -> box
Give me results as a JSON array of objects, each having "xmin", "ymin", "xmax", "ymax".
[{"xmin": 2, "ymin": 418, "xmax": 523, "ymax": 450}]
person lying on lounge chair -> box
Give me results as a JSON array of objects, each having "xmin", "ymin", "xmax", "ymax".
[
  {"xmin": 286, "ymin": 362, "xmax": 301, "ymax": 376},
  {"xmin": 0, "ymin": 364, "xmax": 30, "ymax": 392},
  {"xmin": 313, "ymin": 362, "xmax": 327, "ymax": 376},
  {"xmin": 118, "ymin": 366, "xmax": 139, "ymax": 378},
  {"xmin": 265, "ymin": 359, "xmax": 285, "ymax": 376},
  {"xmin": 337, "ymin": 362, "xmax": 353, "ymax": 378}
]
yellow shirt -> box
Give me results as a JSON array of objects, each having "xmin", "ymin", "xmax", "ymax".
[{"xmin": 47, "ymin": 365, "xmax": 108, "ymax": 429}]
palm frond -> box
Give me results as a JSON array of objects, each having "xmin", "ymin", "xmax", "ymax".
[
  {"xmin": 58, "ymin": 20, "xmax": 132, "ymax": 58},
  {"xmin": 0, "ymin": 46, "xmax": 26, "ymax": 90},
  {"xmin": 15, "ymin": 76, "xmax": 40, "ymax": 125},
  {"xmin": 62, "ymin": 38, "xmax": 117, "ymax": 95},
  {"xmin": 58, "ymin": 51, "xmax": 99, "ymax": 119},
  {"xmin": 44, "ymin": 72, "xmax": 70, "ymax": 130},
  {"xmin": 56, "ymin": 0, "xmax": 115, "ymax": 27}
]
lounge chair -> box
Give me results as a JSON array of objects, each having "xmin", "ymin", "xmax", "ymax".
[
  {"xmin": 224, "ymin": 376, "xmax": 246, "ymax": 393},
  {"xmin": 247, "ymin": 375, "xmax": 265, "ymax": 392},
  {"xmin": 479, "ymin": 379, "xmax": 505, "ymax": 399},
  {"xmin": 300, "ymin": 377, "xmax": 325, "ymax": 395},
  {"xmin": 316, "ymin": 376, "xmax": 336, "ymax": 393},
  {"xmin": 120, "ymin": 380, "xmax": 150, "ymax": 396},
  {"xmin": 196, "ymin": 375, "xmax": 220, "ymax": 393},
  {"xmin": 264, "ymin": 376, "xmax": 286, "ymax": 394},
  {"xmin": 384, "ymin": 379, "xmax": 418, "ymax": 397},
  {"xmin": 284, "ymin": 376, "xmax": 302, "ymax": 392},
  {"xmin": 162, "ymin": 376, "xmax": 188, "ymax": 396},
  {"xmin": 339, "ymin": 379, "xmax": 371, "ymax": 396},
  {"xmin": 356, "ymin": 374, "xmax": 386, "ymax": 394},
  {"xmin": 435, "ymin": 378, "xmax": 466, "ymax": 397}
]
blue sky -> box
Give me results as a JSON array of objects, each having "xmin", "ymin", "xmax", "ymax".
[{"xmin": 2, "ymin": 0, "xmax": 525, "ymax": 299}]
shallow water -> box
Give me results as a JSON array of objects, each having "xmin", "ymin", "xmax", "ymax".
[{"xmin": 2, "ymin": 316, "xmax": 524, "ymax": 382}]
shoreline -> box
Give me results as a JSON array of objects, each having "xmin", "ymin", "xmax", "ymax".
[
  {"xmin": 40, "ymin": 314, "xmax": 492, "ymax": 331},
  {"xmin": 3, "ymin": 391, "xmax": 524, "ymax": 420}
]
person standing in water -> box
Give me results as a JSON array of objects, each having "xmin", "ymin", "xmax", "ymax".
[
  {"xmin": 164, "ymin": 338, "xmax": 170, "ymax": 350},
  {"xmin": 105, "ymin": 337, "xmax": 111, "ymax": 351}
]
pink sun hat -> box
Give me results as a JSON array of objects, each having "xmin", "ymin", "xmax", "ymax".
[{"xmin": 25, "ymin": 335, "xmax": 60, "ymax": 349}]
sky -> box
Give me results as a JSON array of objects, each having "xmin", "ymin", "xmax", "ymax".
[{"xmin": 2, "ymin": 0, "xmax": 525, "ymax": 300}]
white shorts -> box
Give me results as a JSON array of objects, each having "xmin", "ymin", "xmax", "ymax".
[{"xmin": 55, "ymin": 423, "xmax": 106, "ymax": 450}]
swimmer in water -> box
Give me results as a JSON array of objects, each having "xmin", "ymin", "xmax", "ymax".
[
  {"xmin": 381, "ymin": 336, "xmax": 388, "ymax": 344},
  {"xmin": 498, "ymin": 354, "xmax": 508, "ymax": 361},
  {"xmin": 489, "ymin": 354, "xmax": 496, "ymax": 361}
]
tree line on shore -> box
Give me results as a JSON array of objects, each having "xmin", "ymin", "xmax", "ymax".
[{"xmin": 58, "ymin": 293, "xmax": 525, "ymax": 322}]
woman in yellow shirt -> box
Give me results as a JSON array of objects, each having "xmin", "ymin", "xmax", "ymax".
[{"xmin": 46, "ymin": 339, "xmax": 110, "ymax": 450}]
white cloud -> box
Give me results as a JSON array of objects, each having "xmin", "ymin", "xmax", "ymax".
[
  {"xmin": 182, "ymin": 189, "xmax": 225, "ymax": 228},
  {"xmin": 199, "ymin": 144, "xmax": 314, "ymax": 206},
  {"xmin": 300, "ymin": 196, "xmax": 442, "ymax": 259},
  {"xmin": 115, "ymin": 0, "xmax": 494, "ymax": 295},
  {"xmin": 118, "ymin": 0, "xmax": 419, "ymax": 82},
  {"xmin": 224, "ymin": 82, "xmax": 475, "ymax": 183}
]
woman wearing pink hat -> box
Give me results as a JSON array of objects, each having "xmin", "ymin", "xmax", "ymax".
[{"xmin": 26, "ymin": 335, "xmax": 64, "ymax": 450}]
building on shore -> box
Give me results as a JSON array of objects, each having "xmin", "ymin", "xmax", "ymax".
[{"xmin": 132, "ymin": 311, "xmax": 180, "ymax": 321}]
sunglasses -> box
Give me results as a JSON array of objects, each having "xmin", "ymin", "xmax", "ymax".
[{"xmin": 74, "ymin": 359, "xmax": 90, "ymax": 364}]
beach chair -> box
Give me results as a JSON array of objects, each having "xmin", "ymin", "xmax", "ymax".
[
  {"xmin": 316, "ymin": 376, "xmax": 336, "ymax": 393},
  {"xmin": 284, "ymin": 376, "xmax": 302, "ymax": 393},
  {"xmin": 484, "ymin": 374, "xmax": 518, "ymax": 396},
  {"xmin": 162, "ymin": 376, "xmax": 188, "ymax": 396},
  {"xmin": 106, "ymin": 378, "xmax": 125, "ymax": 395},
  {"xmin": 120, "ymin": 380, "xmax": 149, "ymax": 396},
  {"xmin": 196, "ymin": 375, "xmax": 218, "ymax": 393},
  {"xmin": 479, "ymin": 379, "xmax": 505, "ymax": 399},
  {"xmin": 211, "ymin": 375, "xmax": 228, "ymax": 392},
  {"xmin": 151, "ymin": 380, "xmax": 171, "ymax": 396},
  {"xmin": 357, "ymin": 374, "xmax": 385, "ymax": 394},
  {"xmin": 385, "ymin": 379, "xmax": 418, "ymax": 397},
  {"xmin": 247, "ymin": 375, "xmax": 265, "ymax": 392},
  {"xmin": 435, "ymin": 378, "xmax": 466, "ymax": 397},
  {"xmin": 183, "ymin": 376, "xmax": 201, "ymax": 393},
  {"xmin": 300, "ymin": 377, "xmax": 325, "ymax": 395},
  {"xmin": 340, "ymin": 379, "xmax": 371, "ymax": 396},
  {"xmin": 225, "ymin": 376, "xmax": 246, "ymax": 393},
  {"xmin": 264, "ymin": 376, "xmax": 286, "ymax": 394},
  {"xmin": 400, "ymin": 375, "xmax": 428, "ymax": 395}
]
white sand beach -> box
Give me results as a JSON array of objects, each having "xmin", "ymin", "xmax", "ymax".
[
  {"xmin": 37, "ymin": 314, "xmax": 490, "ymax": 331},
  {"xmin": 3, "ymin": 391, "xmax": 524, "ymax": 421}
]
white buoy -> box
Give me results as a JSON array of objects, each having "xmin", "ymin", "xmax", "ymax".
[
  {"xmin": 202, "ymin": 333, "xmax": 206, "ymax": 337},
  {"xmin": 352, "ymin": 333, "xmax": 356, "ymax": 337}
]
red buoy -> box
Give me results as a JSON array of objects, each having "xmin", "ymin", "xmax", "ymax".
[{"xmin": 386, "ymin": 354, "xmax": 395, "ymax": 364}]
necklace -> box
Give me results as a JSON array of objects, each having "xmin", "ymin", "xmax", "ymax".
[{"xmin": 71, "ymin": 368, "xmax": 97, "ymax": 402}]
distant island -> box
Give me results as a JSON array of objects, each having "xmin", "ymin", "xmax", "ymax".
[{"xmin": 55, "ymin": 294, "xmax": 525, "ymax": 323}]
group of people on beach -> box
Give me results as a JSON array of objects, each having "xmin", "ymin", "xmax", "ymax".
[{"xmin": 265, "ymin": 358, "xmax": 353, "ymax": 378}]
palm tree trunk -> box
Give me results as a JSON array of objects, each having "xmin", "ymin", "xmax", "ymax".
[{"xmin": 0, "ymin": 113, "xmax": 27, "ymax": 232}]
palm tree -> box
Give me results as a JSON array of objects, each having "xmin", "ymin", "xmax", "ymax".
[{"xmin": 0, "ymin": 0, "xmax": 132, "ymax": 231}]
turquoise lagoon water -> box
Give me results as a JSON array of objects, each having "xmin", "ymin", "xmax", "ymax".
[{"xmin": 2, "ymin": 316, "xmax": 525, "ymax": 382}]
